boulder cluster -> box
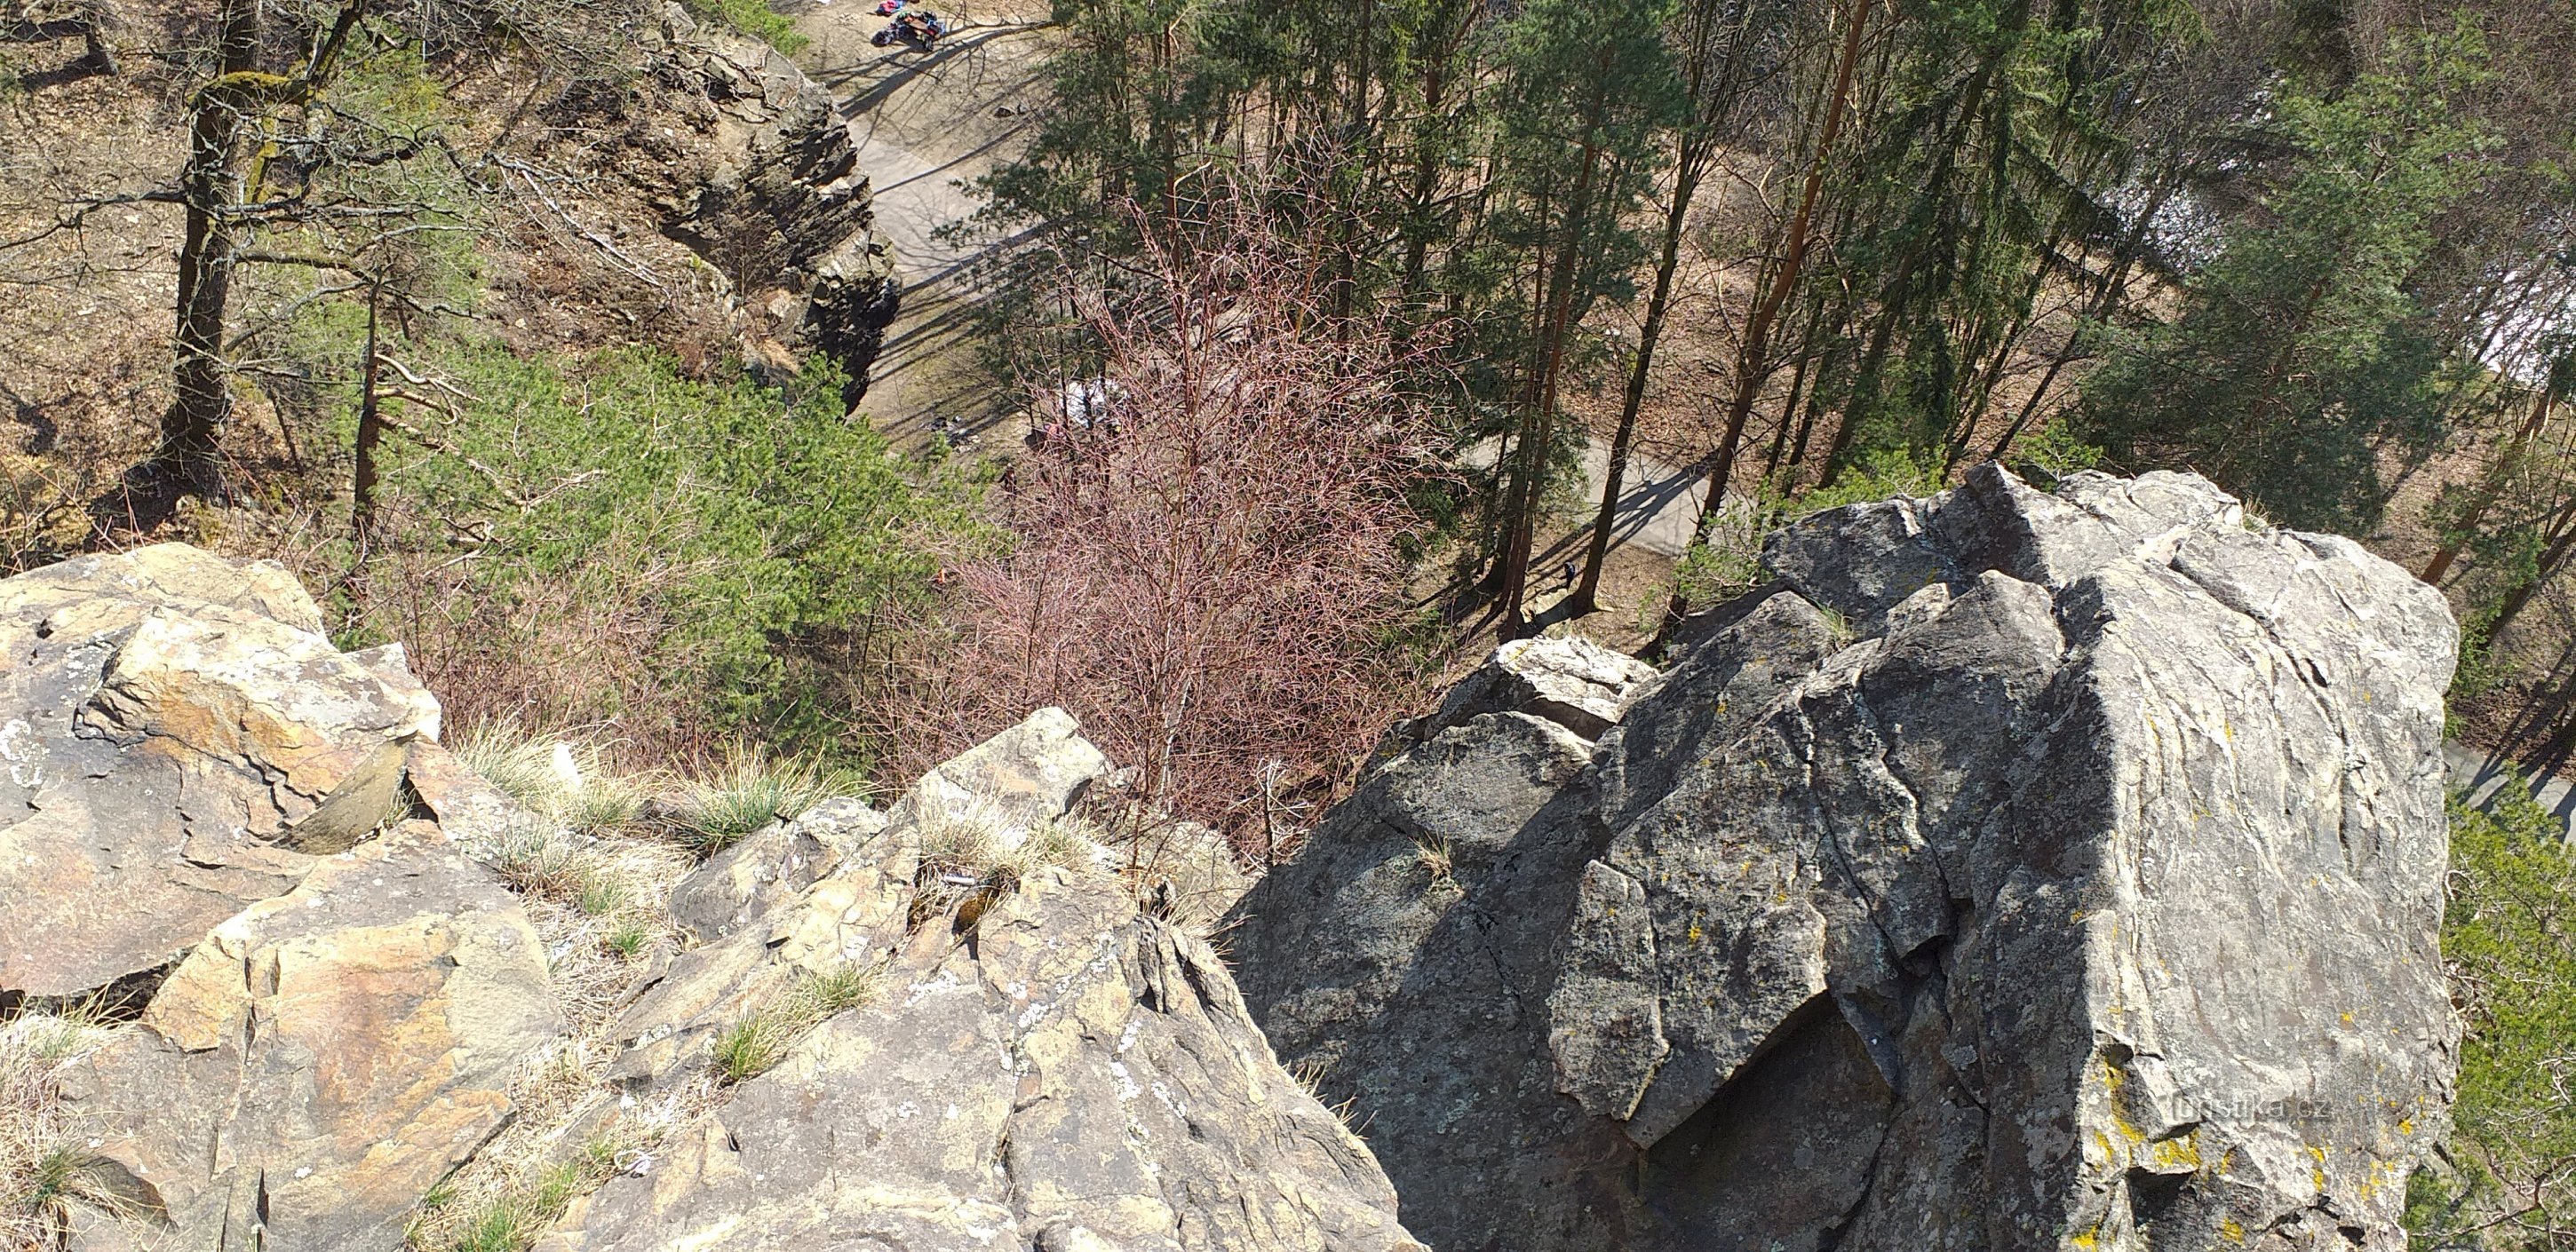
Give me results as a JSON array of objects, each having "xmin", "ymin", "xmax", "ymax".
[
  {"xmin": 0, "ymin": 546, "xmax": 1412, "ymax": 1252},
  {"xmin": 1229, "ymin": 467, "xmax": 2459, "ymax": 1252},
  {"xmin": 0, "ymin": 467, "xmax": 2463, "ymax": 1252}
]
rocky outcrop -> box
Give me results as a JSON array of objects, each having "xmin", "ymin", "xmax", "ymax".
[
  {"xmin": 0, "ymin": 544, "xmax": 441, "ymax": 1001},
  {"xmin": 552, "ymin": 709, "xmax": 1423, "ymax": 1252},
  {"xmin": 6, "ymin": 548, "xmax": 1415, "ymax": 1252},
  {"xmin": 641, "ymin": 5, "xmax": 899, "ymax": 393},
  {"xmin": 0, "ymin": 545, "xmax": 566, "ymax": 1252},
  {"xmin": 58, "ymin": 823, "xmax": 560, "ymax": 1250},
  {"xmin": 553, "ymin": 867, "xmax": 1420, "ymax": 1252},
  {"xmin": 1227, "ymin": 467, "xmax": 2460, "ymax": 1252},
  {"xmin": 1426, "ymin": 635, "xmax": 1660, "ymax": 741}
]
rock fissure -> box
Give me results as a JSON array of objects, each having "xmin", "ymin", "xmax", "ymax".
[{"xmin": 1230, "ymin": 466, "xmax": 2458, "ymax": 1252}]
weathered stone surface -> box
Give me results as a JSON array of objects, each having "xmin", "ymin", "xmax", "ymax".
[
  {"xmin": 1228, "ymin": 466, "xmax": 2459, "ymax": 1252},
  {"xmin": 407, "ymin": 737, "xmax": 538, "ymax": 851},
  {"xmin": 548, "ymin": 712, "xmax": 1420, "ymax": 1252},
  {"xmin": 666, "ymin": 796, "xmax": 889, "ymax": 942},
  {"xmin": 1132, "ymin": 818, "xmax": 1257, "ymax": 932},
  {"xmin": 0, "ymin": 545, "xmax": 442, "ymax": 998},
  {"xmin": 547, "ymin": 866, "xmax": 1421, "ymax": 1252},
  {"xmin": 645, "ymin": 4, "xmax": 898, "ymax": 391},
  {"xmin": 59, "ymin": 822, "xmax": 561, "ymax": 1251},
  {"xmin": 888, "ymin": 704, "xmax": 1111, "ymax": 850},
  {"xmin": 1431, "ymin": 635, "xmax": 1661, "ymax": 740},
  {"xmin": 601, "ymin": 713, "xmax": 1100, "ymax": 1093}
]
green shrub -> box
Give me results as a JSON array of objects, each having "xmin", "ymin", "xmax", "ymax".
[
  {"xmin": 2408, "ymin": 781, "xmax": 2576, "ymax": 1248},
  {"xmin": 680, "ymin": 0, "xmax": 809, "ymax": 54},
  {"xmin": 328, "ymin": 343, "xmax": 974, "ymax": 761}
]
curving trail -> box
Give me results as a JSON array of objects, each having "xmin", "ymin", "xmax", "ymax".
[{"xmin": 790, "ymin": 0, "xmax": 1057, "ymax": 444}]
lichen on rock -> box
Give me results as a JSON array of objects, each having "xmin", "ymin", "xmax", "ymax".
[{"xmin": 1227, "ymin": 466, "xmax": 2460, "ymax": 1252}]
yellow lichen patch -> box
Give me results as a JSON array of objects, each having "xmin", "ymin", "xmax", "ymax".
[{"xmin": 2143, "ymin": 1131, "xmax": 2201, "ymax": 1171}]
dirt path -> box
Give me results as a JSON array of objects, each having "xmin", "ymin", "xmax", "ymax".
[{"xmin": 791, "ymin": 0, "xmax": 1057, "ymax": 441}]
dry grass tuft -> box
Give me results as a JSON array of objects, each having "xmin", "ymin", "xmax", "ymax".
[
  {"xmin": 667, "ymin": 744, "xmax": 864, "ymax": 857},
  {"xmin": 710, "ymin": 962, "xmax": 888, "ymax": 1086},
  {"xmin": 450, "ymin": 724, "xmax": 651, "ymax": 837},
  {"xmin": 411, "ymin": 732, "xmax": 708, "ymax": 1252},
  {"xmin": 910, "ymin": 804, "xmax": 1102, "ymax": 931},
  {"xmin": 915, "ymin": 804, "xmax": 1098, "ymax": 884},
  {"xmin": 1286, "ymin": 1056, "xmax": 1369, "ymax": 1135},
  {"xmin": 1412, "ymin": 838, "xmax": 1456, "ymax": 891},
  {"xmin": 0, "ymin": 1005, "xmax": 127, "ymax": 1247}
]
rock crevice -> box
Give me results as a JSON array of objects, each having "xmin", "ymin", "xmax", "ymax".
[{"xmin": 1228, "ymin": 466, "xmax": 2459, "ymax": 1252}]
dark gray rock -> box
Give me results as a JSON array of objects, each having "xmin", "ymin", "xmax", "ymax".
[
  {"xmin": 653, "ymin": 5, "xmax": 898, "ymax": 394},
  {"xmin": 1228, "ymin": 466, "xmax": 2459, "ymax": 1252}
]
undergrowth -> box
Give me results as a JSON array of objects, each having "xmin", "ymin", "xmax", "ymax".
[
  {"xmin": 2407, "ymin": 780, "xmax": 2576, "ymax": 1248},
  {"xmin": 671, "ymin": 745, "xmax": 865, "ymax": 857},
  {"xmin": 680, "ymin": 0, "xmax": 809, "ymax": 54}
]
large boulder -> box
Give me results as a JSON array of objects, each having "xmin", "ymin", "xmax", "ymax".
[
  {"xmin": 549, "ymin": 710, "xmax": 1423, "ymax": 1252},
  {"xmin": 0, "ymin": 545, "xmax": 566, "ymax": 1252},
  {"xmin": 0, "ymin": 544, "xmax": 441, "ymax": 1000},
  {"xmin": 58, "ymin": 824, "xmax": 561, "ymax": 1251},
  {"xmin": 1226, "ymin": 467, "xmax": 2461, "ymax": 1252}
]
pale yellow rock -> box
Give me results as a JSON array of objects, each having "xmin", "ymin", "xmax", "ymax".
[
  {"xmin": 0, "ymin": 545, "xmax": 440, "ymax": 997},
  {"xmin": 546, "ymin": 867, "xmax": 1420, "ymax": 1252},
  {"xmin": 60, "ymin": 824, "xmax": 561, "ymax": 1252}
]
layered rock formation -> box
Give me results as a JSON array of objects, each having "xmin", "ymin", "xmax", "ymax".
[
  {"xmin": 0, "ymin": 544, "xmax": 443, "ymax": 1002},
  {"xmin": 3, "ymin": 545, "xmax": 1418, "ymax": 1252},
  {"xmin": 58, "ymin": 825, "xmax": 560, "ymax": 1249},
  {"xmin": 559, "ymin": 708, "xmax": 1420, "ymax": 1252},
  {"xmin": 641, "ymin": 5, "xmax": 900, "ymax": 393},
  {"xmin": 1228, "ymin": 467, "xmax": 2460, "ymax": 1252},
  {"xmin": 0, "ymin": 545, "xmax": 562, "ymax": 1250}
]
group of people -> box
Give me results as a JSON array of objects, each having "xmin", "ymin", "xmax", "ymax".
[{"xmin": 871, "ymin": 0, "xmax": 950, "ymax": 50}]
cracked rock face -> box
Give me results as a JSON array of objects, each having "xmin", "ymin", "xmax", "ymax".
[
  {"xmin": 0, "ymin": 544, "xmax": 565, "ymax": 1252},
  {"xmin": 58, "ymin": 824, "xmax": 561, "ymax": 1251},
  {"xmin": 0, "ymin": 544, "xmax": 441, "ymax": 1000},
  {"xmin": 1226, "ymin": 467, "xmax": 2459, "ymax": 1252},
  {"xmin": 548, "ymin": 713, "xmax": 1423, "ymax": 1252},
  {"xmin": 645, "ymin": 4, "xmax": 899, "ymax": 392}
]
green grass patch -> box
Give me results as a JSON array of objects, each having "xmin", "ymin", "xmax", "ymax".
[
  {"xmin": 672, "ymin": 746, "xmax": 863, "ymax": 857},
  {"xmin": 681, "ymin": 0, "xmax": 809, "ymax": 55}
]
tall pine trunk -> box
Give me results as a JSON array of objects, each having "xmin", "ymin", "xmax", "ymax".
[{"xmin": 1658, "ymin": 0, "xmax": 1870, "ymax": 638}]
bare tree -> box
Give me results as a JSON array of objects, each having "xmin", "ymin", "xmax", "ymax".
[
  {"xmin": 877, "ymin": 195, "xmax": 1452, "ymax": 843},
  {"xmin": 161, "ymin": 0, "xmax": 369, "ymax": 489}
]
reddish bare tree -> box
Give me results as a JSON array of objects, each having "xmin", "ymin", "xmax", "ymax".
[{"xmin": 879, "ymin": 199, "xmax": 1451, "ymax": 847}]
